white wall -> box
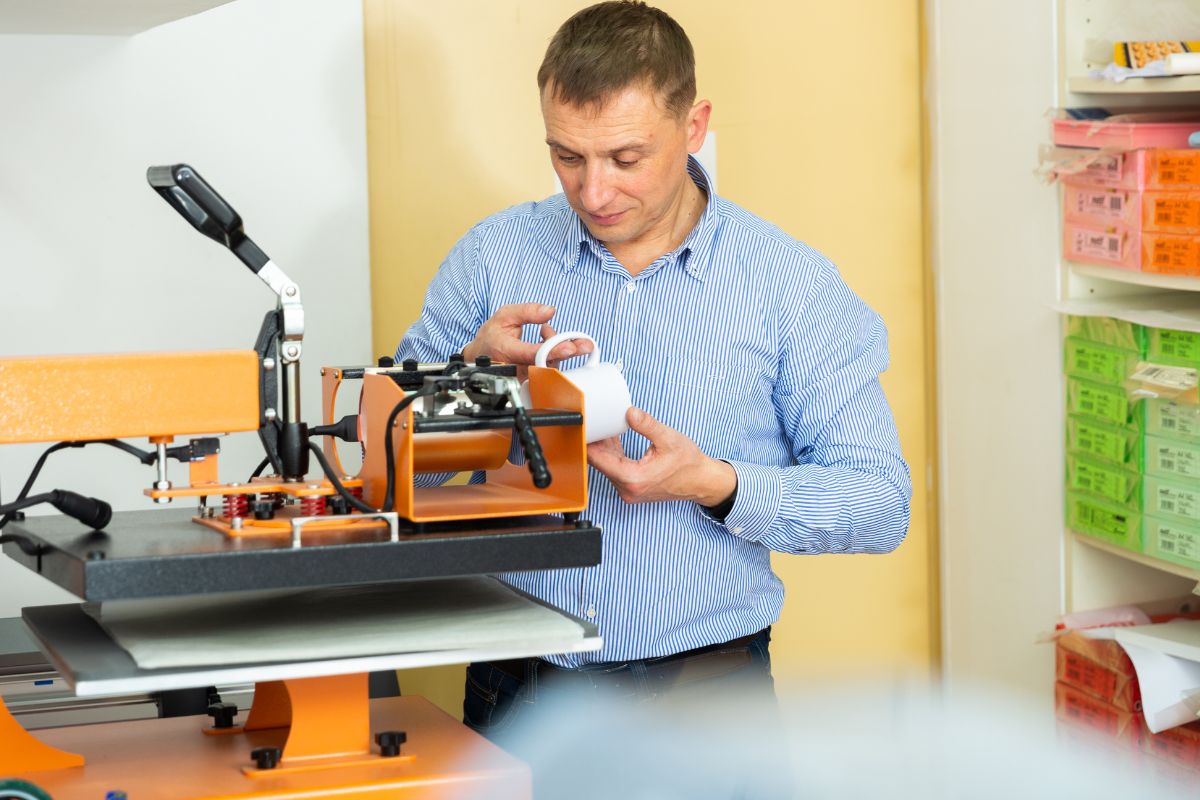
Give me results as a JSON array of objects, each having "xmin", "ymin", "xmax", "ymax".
[
  {"xmin": 926, "ymin": 0, "xmax": 1064, "ymax": 708},
  {"xmin": 0, "ymin": 0, "xmax": 372, "ymax": 616}
]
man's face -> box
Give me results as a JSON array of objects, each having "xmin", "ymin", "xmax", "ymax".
[{"xmin": 542, "ymin": 83, "xmax": 708, "ymax": 249}]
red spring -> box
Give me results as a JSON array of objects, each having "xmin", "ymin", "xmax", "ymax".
[
  {"xmin": 349, "ymin": 485, "xmax": 363, "ymax": 501},
  {"xmin": 300, "ymin": 495, "xmax": 327, "ymax": 516},
  {"xmin": 223, "ymin": 493, "xmax": 249, "ymax": 519}
]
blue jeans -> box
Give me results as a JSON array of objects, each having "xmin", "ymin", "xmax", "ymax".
[{"xmin": 463, "ymin": 629, "xmax": 792, "ymax": 799}]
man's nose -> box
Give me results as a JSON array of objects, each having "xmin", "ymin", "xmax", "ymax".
[{"xmin": 579, "ymin": 163, "xmax": 615, "ymax": 212}]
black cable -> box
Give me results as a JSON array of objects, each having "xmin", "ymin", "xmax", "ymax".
[
  {"xmin": 306, "ymin": 441, "xmax": 379, "ymax": 514},
  {"xmin": 382, "ymin": 386, "xmax": 437, "ymax": 512},
  {"xmin": 0, "ymin": 441, "xmax": 81, "ymax": 529},
  {"xmin": 249, "ymin": 456, "xmax": 271, "ymax": 481},
  {"xmin": 0, "ymin": 490, "xmax": 112, "ymax": 530},
  {"xmin": 98, "ymin": 439, "xmax": 156, "ymax": 465}
]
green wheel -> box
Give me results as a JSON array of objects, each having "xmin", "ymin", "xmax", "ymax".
[{"xmin": 0, "ymin": 780, "xmax": 52, "ymax": 800}]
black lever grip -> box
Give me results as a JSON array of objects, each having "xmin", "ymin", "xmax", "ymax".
[{"xmin": 513, "ymin": 408, "xmax": 552, "ymax": 489}]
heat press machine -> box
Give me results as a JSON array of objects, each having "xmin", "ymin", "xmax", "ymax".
[{"xmin": 0, "ymin": 165, "xmax": 602, "ymax": 798}]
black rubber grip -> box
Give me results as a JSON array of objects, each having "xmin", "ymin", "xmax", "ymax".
[
  {"xmin": 513, "ymin": 408, "xmax": 552, "ymax": 489},
  {"xmin": 49, "ymin": 490, "xmax": 112, "ymax": 530}
]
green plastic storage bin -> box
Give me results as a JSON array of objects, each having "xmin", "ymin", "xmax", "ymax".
[
  {"xmin": 1147, "ymin": 327, "xmax": 1200, "ymax": 366},
  {"xmin": 1065, "ymin": 414, "xmax": 1142, "ymax": 468},
  {"xmin": 1145, "ymin": 515, "xmax": 1200, "ymax": 570},
  {"xmin": 1143, "ymin": 399, "xmax": 1200, "ymax": 443},
  {"xmin": 1066, "ymin": 315, "xmax": 1145, "ymax": 354},
  {"xmin": 1067, "ymin": 377, "xmax": 1137, "ymax": 427},
  {"xmin": 1066, "ymin": 454, "xmax": 1142, "ymax": 506},
  {"xmin": 1145, "ymin": 434, "xmax": 1200, "ymax": 479},
  {"xmin": 1066, "ymin": 490, "xmax": 1143, "ymax": 551},
  {"xmin": 1064, "ymin": 337, "xmax": 1142, "ymax": 384},
  {"xmin": 1144, "ymin": 473, "xmax": 1200, "ymax": 525}
]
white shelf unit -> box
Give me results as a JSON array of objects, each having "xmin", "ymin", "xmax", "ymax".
[
  {"xmin": 0, "ymin": 0, "xmax": 234, "ymax": 35},
  {"xmin": 1060, "ymin": 0, "xmax": 1200, "ymax": 611}
]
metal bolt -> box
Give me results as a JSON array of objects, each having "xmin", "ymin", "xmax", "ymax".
[
  {"xmin": 264, "ymin": 408, "xmax": 277, "ymax": 422},
  {"xmin": 320, "ymin": 368, "xmax": 326, "ymax": 377},
  {"xmin": 229, "ymin": 482, "xmax": 241, "ymax": 488},
  {"xmin": 306, "ymin": 484, "xmax": 321, "ymax": 490},
  {"xmin": 284, "ymin": 285, "xmax": 298, "ymax": 297},
  {"xmin": 263, "ymin": 357, "xmax": 276, "ymax": 371},
  {"xmin": 231, "ymin": 517, "xmax": 244, "ymax": 531},
  {"xmin": 285, "ymin": 345, "xmax": 299, "ymax": 358}
]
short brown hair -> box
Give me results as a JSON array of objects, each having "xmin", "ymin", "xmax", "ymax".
[{"xmin": 537, "ymin": 1, "xmax": 696, "ymax": 118}]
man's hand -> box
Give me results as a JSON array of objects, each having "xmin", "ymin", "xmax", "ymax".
[
  {"xmin": 462, "ymin": 303, "xmax": 592, "ymax": 367},
  {"xmin": 587, "ymin": 407, "xmax": 737, "ymax": 506}
]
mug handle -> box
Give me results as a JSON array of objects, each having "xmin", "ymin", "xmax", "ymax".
[{"xmin": 535, "ymin": 331, "xmax": 600, "ymax": 369}]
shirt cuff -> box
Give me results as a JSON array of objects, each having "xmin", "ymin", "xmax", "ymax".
[{"xmin": 718, "ymin": 460, "xmax": 783, "ymax": 541}]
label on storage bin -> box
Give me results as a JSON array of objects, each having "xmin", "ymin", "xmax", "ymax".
[
  {"xmin": 1071, "ymin": 380, "xmax": 1129, "ymax": 425},
  {"xmin": 1072, "ymin": 496, "xmax": 1135, "ymax": 539},
  {"xmin": 1072, "ymin": 228, "xmax": 1124, "ymax": 262},
  {"xmin": 1150, "ymin": 401, "xmax": 1200, "ymax": 438},
  {"xmin": 1148, "ymin": 235, "xmax": 1200, "ymax": 274},
  {"xmin": 1149, "ymin": 440, "xmax": 1200, "ymax": 478},
  {"xmin": 1070, "ymin": 419, "xmax": 1130, "ymax": 463},
  {"xmin": 1068, "ymin": 341, "xmax": 1131, "ymax": 383},
  {"xmin": 1153, "ymin": 151, "xmax": 1200, "ymax": 187},
  {"xmin": 1084, "ymin": 154, "xmax": 1124, "ymax": 184},
  {"xmin": 1150, "ymin": 483, "xmax": 1200, "ymax": 521},
  {"xmin": 1153, "ymin": 329, "xmax": 1200, "ymax": 362},
  {"xmin": 1130, "ymin": 363, "xmax": 1198, "ymax": 392},
  {"xmin": 1151, "ymin": 196, "xmax": 1200, "ymax": 229},
  {"xmin": 1153, "ymin": 520, "xmax": 1200, "ymax": 563},
  {"xmin": 1071, "ymin": 459, "xmax": 1137, "ymax": 504},
  {"xmin": 1072, "ymin": 189, "xmax": 1129, "ymax": 221}
]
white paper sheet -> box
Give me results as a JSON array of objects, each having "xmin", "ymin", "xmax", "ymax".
[
  {"xmin": 89, "ymin": 576, "xmax": 586, "ymax": 670},
  {"xmin": 1055, "ymin": 294, "xmax": 1200, "ymax": 334},
  {"xmin": 1112, "ymin": 620, "xmax": 1200, "ymax": 733}
]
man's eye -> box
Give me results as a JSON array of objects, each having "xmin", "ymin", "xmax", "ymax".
[
  {"xmin": 557, "ymin": 153, "xmax": 580, "ymax": 164},
  {"xmin": 615, "ymin": 159, "xmax": 639, "ymax": 168}
]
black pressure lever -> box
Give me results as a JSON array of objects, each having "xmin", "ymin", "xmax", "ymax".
[
  {"xmin": 513, "ymin": 407, "xmax": 552, "ymax": 489},
  {"xmin": 146, "ymin": 164, "xmax": 268, "ymax": 273}
]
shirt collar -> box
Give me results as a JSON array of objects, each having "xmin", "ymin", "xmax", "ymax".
[{"xmin": 560, "ymin": 154, "xmax": 719, "ymax": 281}]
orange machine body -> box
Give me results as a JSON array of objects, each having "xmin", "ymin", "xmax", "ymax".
[
  {"xmin": 344, "ymin": 367, "xmax": 588, "ymax": 523},
  {"xmin": 0, "ymin": 351, "xmax": 260, "ymax": 444}
]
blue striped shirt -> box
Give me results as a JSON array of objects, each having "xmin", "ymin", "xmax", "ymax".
[{"xmin": 397, "ymin": 157, "xmax": 911, "ymax": 666}]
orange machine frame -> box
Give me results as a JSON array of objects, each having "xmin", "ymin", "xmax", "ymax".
[
  {"xmin": 3, "ymin": 675, "xmax": 530, "ymax": 799},
  {"xmin": 0, "ymin": 351, "xmax": 260, "ymax": 444}
]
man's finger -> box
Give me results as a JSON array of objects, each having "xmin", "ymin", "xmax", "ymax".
[
  {"xmin": 497, "ymin": 302, "xmax": 556, "ymax": 326},
  {"xmin": 625, "ymin": 407, "xmax": 665, "ymax": 441}
]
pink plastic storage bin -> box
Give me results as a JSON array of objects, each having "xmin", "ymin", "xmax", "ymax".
[
  {"xmin": 1063, "ymin": 181, "xmax": 1142, "ymax": 227},
  {"xmin": 1065, "ymin": 149, "xmax": 1200, "ymax": 191},
  {"xmin": 1063, "ymin": 221, "xmax": 1140, "ymax": 270},
  {"xmin": 1054, "ymin": 115, "xmax": 1200, "ymax": 150}
]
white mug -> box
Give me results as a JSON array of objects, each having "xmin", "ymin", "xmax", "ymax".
[{"xmin": 522, "ymin": 331, "xmax": 632, "ymax": 443}]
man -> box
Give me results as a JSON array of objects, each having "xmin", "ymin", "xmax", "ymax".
[{"xmin": 398, "ymin": 0, "xmax": 909, "ymax": 751}]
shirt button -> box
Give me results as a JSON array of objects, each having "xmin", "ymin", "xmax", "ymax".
[
  {"xmin": 732, "ymin": 527, "xmax": 744, "ymax": 535},
  {"xmin": 625, "ymin": 281, "xmax": 636, "ymax": 293},
  {"xmin": 585, "ymin": 605, "xmax": 597, "ymax": 619}
]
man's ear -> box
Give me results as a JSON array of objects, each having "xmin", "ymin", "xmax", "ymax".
[{"xmin": 686, "ymin": 100, "xmax": 712, "ymax": 154}]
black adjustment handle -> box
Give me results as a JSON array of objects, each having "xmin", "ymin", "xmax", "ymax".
[
  {"xmin": 206, "ymin": 702, "xmax": 238, "ymax": 729},
  {"xmin": 146, "ymin": 164, "xmax": 269, "ymax": 273},
  {"xmin": 513, "ymin": 408, "xmax": 552, "ymax": 489},
  {"xmin": 375, "ymin": 729, "xmax": 407, "ymax": 757},
  {"xmin": 250, "ymin": 747, "xmax": 281, "ymax": 770}
]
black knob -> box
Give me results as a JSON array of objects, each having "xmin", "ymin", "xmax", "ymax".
[
  {"xmin": 375, "ymin": 730, "xmax": 407, "ymax": 757},
  {"xmin": 328, "ymin": 494, "xmax": 350, "ymax": 515},
  {"xmin": 402, "ymin": 358, "xmax": 419, "ymax": 372},
  {"xmin": 377, "ymin": 356, "xmax": 395, "ymax": 368},
  {"xmin": 253, "ymin": 501, "xmax": 275, "ymax": 521},
  {"xmin": 475, "ymin": 355, "xmax": 492, "ymax": 367},
  {"xmin": 251, "ymin": 747, "xmax": 281, "ymax": 770},
  {"xmin": 207, "ymin": 702, "xmax": 238, "ymax": 729}
]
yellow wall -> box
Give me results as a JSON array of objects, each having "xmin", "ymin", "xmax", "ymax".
[{"xmin": 364, "ymin": 0, "xmax": 931, "ymax": 708}]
